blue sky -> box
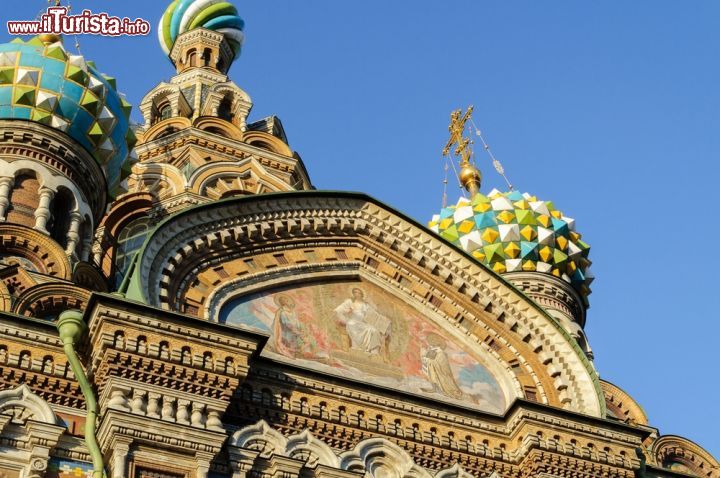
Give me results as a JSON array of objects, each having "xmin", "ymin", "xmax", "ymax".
[{"xmin": 3, "ymin": 0, "xmax": 719, "ymax": 459}]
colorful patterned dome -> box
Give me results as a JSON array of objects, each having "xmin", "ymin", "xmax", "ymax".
[
  {"xmin": 158, "ymin": 0, "xmax": 245, "ymax": 57},
  {"xmin": 0, "ymin": 36, "xmax": 136, "ymax": 196},
  {"xmin": 429, "ymin": 189, "xmax": 593, "ymax": 301}
]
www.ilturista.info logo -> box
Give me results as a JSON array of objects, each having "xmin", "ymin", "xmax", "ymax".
[{"xmin": 7, "ymin": 7, "xmax": 151, "ymax": 36}]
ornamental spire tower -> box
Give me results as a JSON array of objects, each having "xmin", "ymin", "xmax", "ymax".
[
  {"xmin": 98, "ymin": 0, "xmax": 312, "ymax": 287},
  {"xmin": 431, "ymin": 107, "xmax": 595, "ymax": 359}
]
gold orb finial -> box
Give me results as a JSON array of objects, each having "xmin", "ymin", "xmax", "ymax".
[
  {"xmin": 38, "ymin": 33, "xmax": 62, "ymax": 45},
  {"xmin": 459, "ymin": 163, "xmax": 482, "ymax": 196}
]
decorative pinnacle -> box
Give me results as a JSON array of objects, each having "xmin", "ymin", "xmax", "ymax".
[{"xmin": 443, "ymin": 106, "xmax": 482, "ymax": 196}]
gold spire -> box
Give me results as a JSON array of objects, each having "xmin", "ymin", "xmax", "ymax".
[{"xmin": 443, "ymin": 106, "xmax": 481, "ymax": 196}]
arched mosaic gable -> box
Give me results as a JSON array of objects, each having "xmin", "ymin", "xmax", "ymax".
[
  {"xmin": 216, "ymin": 275, "xmax": 516, "ymax": 414},
  {"xmin": 124, "ymin": 191, "xmax": 604, "ymax": 417}
]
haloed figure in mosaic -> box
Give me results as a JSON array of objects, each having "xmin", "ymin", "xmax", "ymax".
[
  {"xmin": 334, "ymin": 288, "xmax": 392, "ymax": 357},
  {"xmin": 272, "ymin": 294, "xmax": 313, "ymax": 356},
  {"xmin": 421, "ymin": 333, "xmax": 465, "ymax": 400}
]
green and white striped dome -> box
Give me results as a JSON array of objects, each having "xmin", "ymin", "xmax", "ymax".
[{"xmin": 158, "ymin": 0, "xmax": 245, "ymax": 57}]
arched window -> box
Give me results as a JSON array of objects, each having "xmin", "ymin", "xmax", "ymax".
[
  {"xmin": 218, "ymin": 96, "xmax": 233, "ymax": 122},
  {"xmin": 153, "ymin": 100, "xmax": 172, "ymax": 125},
  {"xmin": 48, "ymin": 188, "xmax": 74, "ymax": 248},
  {"xmin": 114, "ymin": 217, "xmax": 151, "ymax": 287},
  {"xmin": 203, "ymin": 48, "xmax": 212, "ymax": 67},
  {"xmin": 159, "ymin": 103, "xmax": 172, "ymax": 121},
  {"xmin": 187, "ymin": 48, "xmax": 197, "ymax": 67}
]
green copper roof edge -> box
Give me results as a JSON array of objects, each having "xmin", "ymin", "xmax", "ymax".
[{"xmin": 123, "ymin": 189, "xmax": 605, "ymax": 417}]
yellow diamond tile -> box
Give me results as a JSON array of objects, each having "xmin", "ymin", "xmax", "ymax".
[
  {"xmin": 439, "ymin": 218, "xmax": 454, "ymax": 229},
  {"xmin": 570, "ymin": 231, "xmax": 581, "ymax": 242},
  {"xmin": 504, "ymin": 242, "xmax": 520, "ymax": 258},
  {"xmin": 556, "ymin": 236, "xmax": 568, "ymax": 250},
  {"xmin": 520, "ymin": 225, "xmax": 536, "ymax": 241},
  {"xmin": 482, "ymin": 228, "xmax": 499, "ymax": 243},
  {"xmin": 496, "ymin": 210, "xmax": 515, "ymax": 224},
  {"xmin": 513, "ymin": 199, "xmax": 529, "ymax": 210},
  {"xmin": 551, "ymin": 268, "xmax": 561, "ymax": 277},
  {"xmin": 537, "ymin": 215, "xmax": 552, "ymax": 227},
  {"xmin": 472, "ymin": 250, "xmax": 486, "ymax": 261},
  {"xmin": 473, "ymin": 202, "xmax": 492, "ymax": 212},
  {"xmin": 522, "ymin": 260, "xmax": 536, "ymax": 271},
  {"xmin": 457, "ymin": 219, "xmax": 475, "ymax": 234},
  {"xmin": 493, "ymin": 262, "xmax": 507, "ymax": 273},
  {"xmin": 539, "ymin": 246, "xmax": 553, "ymax": 262},
  {"xmin": 551, "ymin": 210, "xmax": 563, "ymax": 219},
  {"xmin": 567, "ymin": 260, "xmax": 577, "ymax": 272}
]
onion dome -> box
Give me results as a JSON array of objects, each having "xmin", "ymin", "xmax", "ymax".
[
  {"xmin": 158, "ymin": 0, "xmax": 245, "ymax": 57},
  {"xmin": 429, "ymin": 189, "xmax": 593, "ymax": 302},
  {"xmin": 0, "ymin": 36, "xmax": 136, "ymax": 195}
]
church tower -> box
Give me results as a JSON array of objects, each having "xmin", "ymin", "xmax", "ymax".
[
  {"xmin": 96, "ymin": 3, "xmax": 312, "ymax": 288},
  {"xmin": 0, "ymin": 33, "xmax": 134, "ymax": 316}
]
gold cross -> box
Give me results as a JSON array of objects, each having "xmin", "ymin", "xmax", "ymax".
[{"xmin": 442, "ymin": 105, "xmax": 474, "ymax": 166}]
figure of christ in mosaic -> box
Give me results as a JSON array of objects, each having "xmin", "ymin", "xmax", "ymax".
[
  {"xmin": 219, "ymin": 280, "xmax": 507, "ymax": 413},
  {"xmin": 333, "ymin": 287, "xmax": 392, "ymax": 359}
]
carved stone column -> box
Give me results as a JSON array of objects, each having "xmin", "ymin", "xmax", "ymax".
[
  {"xmin": 65, "ymin": 211, "xmax": 83, "ymax": 258},
  {"xmin": 81, "ymin": 226, "xmax": 93, "ymax": 262},
  {"xmin": 196, "ymin": 452, "xmax": 214, "ymax": 478},
  {"xmin": 33, "ymin": 187, "xmax": 55, "ymax": 234},
  {"xmin": 106, "ymin": 436, "xmax": 133, "ymax": 478},
  {"xmin": 0, "ymin": 175, "xmax": 14, "ymax": 221}
]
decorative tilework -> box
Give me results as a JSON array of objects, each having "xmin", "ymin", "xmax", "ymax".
[
  {"xmin": 46, "ymin": 458, "xmax": 94, "ymax": 478},
  {"xmin": 429, "ymin": 189, "xmax": 593, "ymax": 301},
  {"xmin": 0, "ymin": 36, "xmax": 136, "ymax": 196}
]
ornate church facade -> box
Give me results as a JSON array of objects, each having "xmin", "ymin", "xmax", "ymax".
[{"xmin": 0, "ymin": 2, "xmax": 717, "ymax": 478}]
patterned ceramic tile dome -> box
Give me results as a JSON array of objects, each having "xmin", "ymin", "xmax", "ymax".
[
  {"xmin": 0, "ymin": 36, "xmax": 136, "ymax": 195},
  {"xmin": 429, "ymin": 189, "xmax": 593, "ymax": 301},
  {"xmin": 158, "ymin": 0, "xmax": 245, "ymax": 56}
]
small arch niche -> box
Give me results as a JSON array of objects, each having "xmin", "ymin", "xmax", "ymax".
[
  {"xmin": 48, "ymin": 187, "xmax": 75, "ymax": 249},
  {"xmin": 186, "ymin": 48, "xmax": 198, "ymax": 68},
  {"xmin": 217, "ymin": 96, "xmax": 234, "ymax": 123}
]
